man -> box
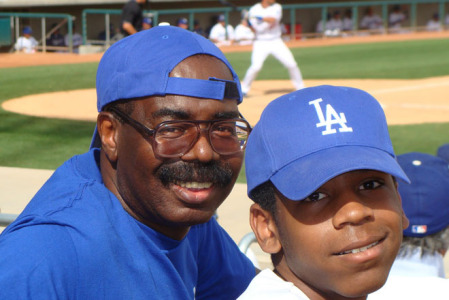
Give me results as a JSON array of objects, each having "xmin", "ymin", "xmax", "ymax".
[
  {"xmin": 370, "ymin": 152, "xmax": 449, "ymax": 299},
  {"xmin": 241, "ymin": 0, "xmax": 305, "ymax": 97},
  {"xmin": 0, "ymin": 26, "xmax": 255, "ymax": 299},
  {"xmin": 121, "ymin": 0, "xmax": 147, "ymax": 36},
  {"xmin": 177, "ymin": 17, "xmax": 189, "ymax": 30},
  {"xmin": 14, "ymin": 26, "xmax": 38, "ymax": 54},
  {"xmin": 209, "ymin": 14, "xmax": 235, "ymax": 47},
  {"xmin": 239, "ymin": 85, "xmax": 409, "ymax": 299}
]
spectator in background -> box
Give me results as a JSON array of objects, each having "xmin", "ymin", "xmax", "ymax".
[
  {"xmin": 426, "ymin": 13, "xmax": 442, "ymax": 32},
  {"xmin": 445, "ymin": 12, "xmax": 449, "ymax": 28},
  {"xmin": 46, "ymin": 23, "xmax": 65, "ymax": 50},
  {"xmin": 437, "ymin": 143, "xmax": 449, "ymax": 162},
  {"xmin": 316, "ymin": 12, "xmax": 332, "ymax": 35},
  {"xmin": 342, "ymin": 9, "xmax": 353, "ymax": 32},
  {"xmin": 209, "ymin": 14, "xmax": 235, "ymax": 47},
  {"xmin": 359, "ymin": 6, "xmax": 384, "ymax": 33},
  {"xmin": 389, "ymin": 5, "xmax": 407, "ymax": 32},
  {"xmin": 193, "ymin": 20, "xmax": 206, "ymax": 37},
  {"xmin": 176, "ymin": 17, "xmax": 189, "ymax": 30},
  {"xmin": 14, "ymin": 26, "xmax": 38, "ymax": 54},
  {"xmin": 142, "ymin": 17, "xmax": 152, "ymax": 30},
  {"xmin": 64, "ymin": 24, "xmax": 83, "ymax": 53},
  {"xmin": 318, "ymin": 10, "xmax": 344, "ymax": 37},
  {"xmin": 370, "ymin": 152, "xmax": 449, "ymax": 299},
  {"xmin": 234, "ymin": 18, "xmax": 255, "ymax": 45},
  {"xmin": 120, "ymin": 0, "xmax": 147, "ymax": 36}
]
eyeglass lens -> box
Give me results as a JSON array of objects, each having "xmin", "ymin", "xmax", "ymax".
[{"xmin": 154, "ymin": 120, "xmax": 250, "ymax": 157}]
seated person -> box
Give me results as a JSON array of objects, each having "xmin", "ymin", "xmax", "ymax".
[
  {"xmin": 389, "ymin": 5, "xmax": 407, "ymax": 32},
  {"xmin": 209, "ymin": 14, "xmax": 235, "ymax": 46},
  {"xmin": 360, "ymin": 7, "xmax": 384, "ymax": 32},
  {"xmin": 370, "ymin": 152, "xmax": 449, "ymax": 299},
  {"xmin": 46, "ymin": 23, "xmax": 65, "ymax": 50},
  {"xmin": 426, "ymin": 13, "xmax": 442, "ymax": 32},
  {"xmin": 239, "ymin": 85, "xmax": 410, "ymax": 299},
  {"xmin": 234, "ymin": 18, "xmax": 255, "ymax": 45},
  {"xmin": 64, "ymin": 24, "xmax": 83, "ymax": 53},
  {"xmin": 14, "ymin": 26, "xmax": 38, "ymax": 54}
]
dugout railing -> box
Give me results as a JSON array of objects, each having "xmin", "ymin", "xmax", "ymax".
[
  {"xmin": 0, "ymin": 12, "xmax": 74, "ymax": 53},
  {"xmin": 81, "ymin": 0, "xmax": 449, "ymax": 48}
]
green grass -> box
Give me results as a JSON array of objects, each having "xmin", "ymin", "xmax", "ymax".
[{"xmin": 1, "ymin": 38, "xmax": 448, "ymax": 183}]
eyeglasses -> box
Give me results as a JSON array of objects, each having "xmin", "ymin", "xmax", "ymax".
[{"xmin": 109, "ymin": 107, "xmax": 252, "ymax": 158}]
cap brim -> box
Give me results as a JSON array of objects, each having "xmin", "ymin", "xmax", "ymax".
[{"xmin": 271, "ymin": 146, "xmax": 410, "ymax": 201}]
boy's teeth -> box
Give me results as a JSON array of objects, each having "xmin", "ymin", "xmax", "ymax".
[
  {"xmin": 339, "ymin": 241, "xmax": 379, "ymax": 255},
  {"xmin": 176, "ymin": 181, "xmax": 212, "ymax": 189}
]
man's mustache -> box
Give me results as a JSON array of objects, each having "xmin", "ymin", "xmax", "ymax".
[{"xmin": 157, "ymin": 161, "xmax": 233, "ymax": 187}]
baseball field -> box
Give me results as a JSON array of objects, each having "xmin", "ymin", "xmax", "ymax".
[
  {"xmin": 1, "ymin": 31, "xmax": 449, "ymax": 175},
  {"xmin": 1, "ymin": 30, "xmax": 449, "ymax": 270}
]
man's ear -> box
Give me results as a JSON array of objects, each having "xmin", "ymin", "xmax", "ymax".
[
  {"xmin": 250, "ymin": 203, "xmax": 282, "ymax": 254},
  {"xmin": 97, "ymin": 111, "xmax": 119, "ymax": 162}
]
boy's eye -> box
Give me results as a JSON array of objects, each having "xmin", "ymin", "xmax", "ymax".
[
  {"xmin": 303, "ymin": 192, "xmax": 326, "ymax": 202},
  {"xmin": 360, "ymin": 180, "xmax": 382, "ymax": 190}
]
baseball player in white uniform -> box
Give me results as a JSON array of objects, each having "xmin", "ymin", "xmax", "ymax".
[{"xmin": 241, "ymin": 0, "xmax": 304, "ymax": 96}]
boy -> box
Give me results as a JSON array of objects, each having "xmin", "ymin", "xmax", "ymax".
[{"xmin": 239, "ymin": 85, "xmax": 410, "ymax": 299}]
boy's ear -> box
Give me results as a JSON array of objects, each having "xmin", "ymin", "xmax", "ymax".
[
  {"xmin": 250, "ymin": 203, "xmax": 282, "ymax": 254},
  {"xmin": 97, "ymin": 111, "xmax": 119, "ymax": 162}
]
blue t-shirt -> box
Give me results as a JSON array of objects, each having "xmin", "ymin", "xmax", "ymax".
[{"xmin": 0, "ymin": 149, "xmax": 255, "ymax": 299}]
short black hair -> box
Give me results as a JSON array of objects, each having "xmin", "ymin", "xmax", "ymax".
[{"xmin": 249, "ymin": 181, "xmax": 277, "ymax": 217}]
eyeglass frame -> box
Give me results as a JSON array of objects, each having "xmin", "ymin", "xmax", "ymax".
[{"xmin": 107, "ymin": 106, "xmax": 252, "ymax": 158}]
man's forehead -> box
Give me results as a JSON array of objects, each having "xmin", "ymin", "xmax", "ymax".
[{"xmin": 139, "ymin": 96, "xmax": 239, "ymax": 119}]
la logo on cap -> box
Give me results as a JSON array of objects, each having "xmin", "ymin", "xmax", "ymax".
[{"xmin": 309, "ymin": 98, "xmax": 353, "ymax": 135}]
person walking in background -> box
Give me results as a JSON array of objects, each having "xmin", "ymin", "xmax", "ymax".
[
  {"xmin": 241, "ymin": 0, "xmax": 304, "ymax": 97},
  {"xmin": 14, "ymin": 26, "xmax": 38, "ymax": 54},
  {"xmin": 120, "ymin": 0, "xmax": 147, "ymax": 36},
  {"xmin": 209, "ymin": 14, "xmax": 235, "ymax": 47},
  {"xmin": 370, "ymin": 152, "xmax": 449, "ymax": 299}
]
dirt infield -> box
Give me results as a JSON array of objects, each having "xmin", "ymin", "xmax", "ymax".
[
  {"xmin": 3, "ymin": 77, "xmax": 449, "ymax": 126},
  {"xmin": 2, "ymin": 31, "xmax": 449, "ymax": 125}
]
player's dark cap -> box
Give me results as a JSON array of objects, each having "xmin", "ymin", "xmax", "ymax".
[
  {"xmin": 91, "ymin": 25, "xmax": 242, "ymax": 149},
  {"xmin": 397, "ymin": 152, "xmax": 449, "ymax": 237},
  {"xmin": 245, "ymin": 85, "xmax": 409, "ymax": 201}
]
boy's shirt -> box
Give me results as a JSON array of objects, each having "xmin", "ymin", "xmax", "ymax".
[{"xmin": 238, "ymin": 269, "xmax": 310, "ymax": 299}]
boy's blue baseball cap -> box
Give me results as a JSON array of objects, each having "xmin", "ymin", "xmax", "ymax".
[
  {"xmin": 436, "ymin": 143, "xmax": 449, "ymax": 163},
  {"xmin": 91, "ymin": 25, "xmax": 242, "ymax": 148},
  {"xmin": 397, "ymin": 152, "xmax": 449, "ymax": 237},
  {"xmin": 246, "ymin": 85, "xmax": 409, "ymax": 201}
]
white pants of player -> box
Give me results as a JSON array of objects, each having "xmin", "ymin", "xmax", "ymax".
[{"xmin": 241, "ymin": 38, "xmax": 305, "ymax": 95}]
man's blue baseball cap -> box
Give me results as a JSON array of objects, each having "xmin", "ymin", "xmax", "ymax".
[
  {"xmin": 436, "ymin": 143, "xmax": 449, "ymax": 163},
  {"xmin": 245, "ymin": 85, "xmax": 409, "ymax": 201},
  {"xmin": 91, "ymin": 25, "xmax": 242, "ymax": 148},
  {"xmin": 397, "ymin": 152, "xmax": 449, "ymax": 237}
]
